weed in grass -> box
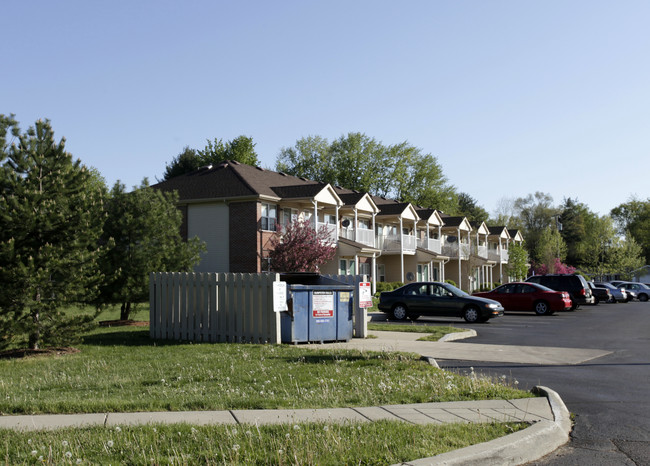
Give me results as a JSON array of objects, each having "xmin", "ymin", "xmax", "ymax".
[{"xmin": 1, "ymin": 421, "xmax": 527, "ymax": 465}]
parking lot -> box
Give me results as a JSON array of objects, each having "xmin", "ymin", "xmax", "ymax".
[{"xmin": 407, "ymin": 301, "xmax": 650, "ymax": 464}]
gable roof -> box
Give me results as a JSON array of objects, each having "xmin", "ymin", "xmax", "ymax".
[{"xmin": 153, "ymin": 161, "xmax": 327, "ymax": 202}]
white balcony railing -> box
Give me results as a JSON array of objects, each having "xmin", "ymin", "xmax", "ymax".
[
  {"xmin": 488, "ymin": 249, "xmax": 509, "ymax": 262},
  {"xmin": 316, "ymin": 222, "xmax": 338, "ymax": 243},
  {"xmin": 378, "ymin": 234, "xmax": 416, "ymax": 253},
  {"xmin": 417, "ymin": 237, "xmax": 442, "ymax": 254},
  {"xmin": 472, "ymin": 244, "xmax": 488, "ymax": 259},
  {"xmin": 442, "ymin": 243, "xmax": 470, "ymax": 260},
  {"xmin": 338, "ymin": 228, "xmax": 375, "ymax": 247}
]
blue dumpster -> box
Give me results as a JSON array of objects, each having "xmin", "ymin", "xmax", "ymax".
[{"xmin": 280, "ymin": 273, "xmax": 354, "ymax": 343}]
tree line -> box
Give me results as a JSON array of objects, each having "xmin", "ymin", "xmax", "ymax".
[{"xmin": 165, "ymin": 131, "xmax": 647, "ymax": 279}]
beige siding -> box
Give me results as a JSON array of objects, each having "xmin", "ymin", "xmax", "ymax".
[{"xmin": 188, "ymin": 203, "xmax": 229, "ymax": 272}]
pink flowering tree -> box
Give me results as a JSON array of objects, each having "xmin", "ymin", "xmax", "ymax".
[
  {"xmin": 268, "ymin": 219, "xmax": 337, "ymax": 272},
  {"xmin": 531, "ymin": 258, "xmax": 576, "ymax": 275}
]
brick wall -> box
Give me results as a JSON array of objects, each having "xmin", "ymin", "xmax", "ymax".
[{"xmin": 229, "ymin": 201, "xmax": 263, "ymax": 272}]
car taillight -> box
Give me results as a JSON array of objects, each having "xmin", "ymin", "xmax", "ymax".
[{"xmin": 580, "ymin": 288, "xmax": 586, "ymax": 296}]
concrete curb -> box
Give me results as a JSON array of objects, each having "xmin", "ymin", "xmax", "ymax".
[
  {"xmin": 395, "ymin": 386, "xmax": 572, "ymax": 466},
  {"xmin": 438, "ymin": 329, "xmax": 477, "ymax": 342}
]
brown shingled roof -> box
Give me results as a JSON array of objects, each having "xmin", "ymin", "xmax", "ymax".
[{"xmin": 152, "ymin": 161, "xmax": 322, "ymax": 201}]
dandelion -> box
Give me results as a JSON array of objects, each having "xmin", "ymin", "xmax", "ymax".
[
  {"xmin": 28, "ymin": 439, "xmax": 32, "ymax": 445},
  {"xmin": 232, "ymin": 444, "xmax": 240, "ymax": 452},
  {"xmin": 107, "ymin": 440, "xmax": 114, "ymax": 448},
  {"xmin": 245, "ymin": 430, "xmax": 252, "ymax": 436},
  {"xmin": 161, "ymin": 379, "xmax": 166, "ymax": 384},
  {"xmin": 153, "ymin": 428, "xmax": 157, "ymax": 433},
  {"xmin": 76, "ymin": 460, "xmax": 83, "ymax": 464},
  {"xmin": 31, "ymin": 450, "xmax": 38, "ymax": 456},
  {"xmin": 38, "ymin": 456, "xmax": 43, "ymax": 461},
  {"xmin": 285, "ymin": 433, "xmax": 290, "ymax": 439},
  {"xmin": 65, "ymin": 452, "xmax": 72, "ymax": 458},
  {"xmin": 323, "ymin": 426, "xmax": 329, "ymax": 432},
  {"xmin": 62, "ymin": 441, "xmax": 69, "ymax": 447},
  {"xmin": 191, "ymin": 427, "xmax": 197, "ymax": 434},
  {"xmin": 115, "ymin": 426, "xmax": 122, "ymax": 433},
  {"xmin": 278, "ymin": 449, "xmax": 284, "ymax": 454},
  {"xmin": 293, "ymin": 425, "xmax": 300, "ymax": 431}
]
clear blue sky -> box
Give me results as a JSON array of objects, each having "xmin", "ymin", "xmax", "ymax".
[{"xmin": 3, "ymin": 1, "xmax": 649, "ymax": 216}]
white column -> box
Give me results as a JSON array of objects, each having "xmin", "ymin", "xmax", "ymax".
[{"xmin": 399, "ymin": 217, "xmax": 405, "ymax": 282}]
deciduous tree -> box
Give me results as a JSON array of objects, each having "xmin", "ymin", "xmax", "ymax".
[
  {"xmin": 268, "ymin": 219, "xmax": 336, "ymax": 272},
  {"xmin": 97, "ymin": 180, "xmax": 205, "ymax": 320},
  {"xmin": 163, "ymin": 136, "xmax": 260, "ymax": 180}
]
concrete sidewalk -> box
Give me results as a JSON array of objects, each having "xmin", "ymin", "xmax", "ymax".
[
  {"xmin": 0, "ymin": 397, "xmax": 553, "ymax": 431},
  {"xmin": 327, "ymin": 329, "xmax": 611, "ymax": 365}
]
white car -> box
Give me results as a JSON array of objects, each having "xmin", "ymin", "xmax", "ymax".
[{"xmin": 616, "ymin": 282, "xmax": 650, "ymax": 302}]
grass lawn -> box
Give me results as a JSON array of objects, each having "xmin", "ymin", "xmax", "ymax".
[
  {"xmin": 2, "ymin": 421, "xmax": 527, "ymax": 465},
  {"xmin": 367, "ymin": 322, "xmax": 467, "ymax": 341},
  {"xmin": 0, "ymin": 305, "xmax": 533, "ymax": 464}
]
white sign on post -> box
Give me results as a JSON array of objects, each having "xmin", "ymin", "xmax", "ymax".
[
  {"xmin": 273, "ymin": 281, "xmax": 288, "ymax": 312},
  {"xmin": 359, "ymin": 282, "xmax": 372, "ymax": 308}
]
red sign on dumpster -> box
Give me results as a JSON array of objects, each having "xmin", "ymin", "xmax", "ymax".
[{"xmin": 312, "ymin": 291, "xmax": 334, "ymax": 318}]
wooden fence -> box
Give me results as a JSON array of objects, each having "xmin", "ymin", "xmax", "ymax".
[
  {"xmin": 149, "ymin": 272, "xmax": 282, "ymax": 343},
  {"xmin": 149, "ymin": 272, "xmax": 368, "ymax": 344}
]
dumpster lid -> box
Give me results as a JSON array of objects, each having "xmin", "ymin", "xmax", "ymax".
[{"xmin": 280, "ymin": 273, "xmax": 352, "ymax": 286}]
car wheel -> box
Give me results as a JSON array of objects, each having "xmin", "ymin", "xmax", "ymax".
[
  {"xmin": 391, "ymin": 304, "xmax": 408, "ymax": 321},
  {"xmin": 463, "ymin": 306, "xmax": 480, "ymax": 323},
  {"xmin": 593, "ymin": 297, "xmax": 600, "ymax": 305},
  {"xmin": 639, "ymin": 293, "xmax": 649, "ymax": 302},
  {"xmin": 534, "ymin": 300, "xmax": 551, "ymax": 315},
  {"xmin": 569, "ymin": 300, "xmax": 578, "ymax": 311}
]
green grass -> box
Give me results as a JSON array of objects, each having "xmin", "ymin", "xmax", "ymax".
[
  {"xmin": 367, "ymin": 322, "xmax": 466, "ymax": 341},
  {"xmin": 2, "ymin": 421, "xmax": 527, "ymax": 465},
  {"xmin": 0, "ymin": 314, "xmax": 531, "ymax": 415},
  {"xmin": 0, "ymin": 305, "xmax": 534, "ymax": 463}
]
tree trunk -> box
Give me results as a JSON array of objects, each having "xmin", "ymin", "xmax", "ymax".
[
  {"xmin": 120, "ymin": 302, "xmax": 131, "ymax": 321},
  {"xmin": 29, "ymin": 310, "xmax": 40, "ymax": 350}
]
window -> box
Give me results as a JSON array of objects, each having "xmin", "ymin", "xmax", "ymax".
[
  {"xmin": 377, "ymin": 264, "xmax": 385, "ymax": 282},
  {"xmin": 358, "ymin": 218, "xmax": 370, "ymax": 229},
  {"xmin": 322, "ymin": 213, "xmax": 337, "ymax": 225},
  {"xmin": 261, "ymin": 203, "xmax": 277, "ymax": 231},
  {"xmin": 339, "ymin": 259, "xmax": 356, "ymax": 275},
  {"xmin": 282, "ymin": 208, "xmax": 298, "ymax": 227}
]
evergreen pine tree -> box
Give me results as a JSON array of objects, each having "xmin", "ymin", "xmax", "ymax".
[{"xmin": 0, "ymin": 117, "xmax": 105, "ymax": 350}]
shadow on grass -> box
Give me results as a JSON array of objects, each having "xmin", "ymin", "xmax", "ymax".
[{"xmin": 82, "ymin": 329, "xmax": 187, "ymax": 347}]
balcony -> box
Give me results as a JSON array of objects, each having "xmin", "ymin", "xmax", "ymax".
[
  {"xmin": 488, "ymin": 249, "xmax": 509, "ymax": 263},
  {"xmin": 339, "ymin": 228, "xmax": 375, "ymax": 247},
  {"xmin": 472, "ymin": 244, "xmax": 488, "ymax": 259},
  {"xmin": 442, "ymin": 243, "xmax": 470, "ymax": 260},
  {"xmin": 315, "ymin": 221, "xmax": 338, "ymax": 243},
  {"xmin": 377, "ymin": 234, "xmax": 416, "ymax": 254},
  {"xmin": 417, "ymin": 237, "xmax": 442, "ymax": 254}
]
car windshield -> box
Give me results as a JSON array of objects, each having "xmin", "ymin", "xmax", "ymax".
[
  {"xmin": 442, "ymin": 283, "xmax": 468, "ymax": 297},
  {"xmin": 597, "ymin": 283, "xmax": 615, "ymax": 290}
]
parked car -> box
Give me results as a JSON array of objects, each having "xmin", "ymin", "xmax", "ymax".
[
  {"xmin": 587, "ymin": 281, "xmax": 611, "ymax": 305},
  {"xmin": 615, "ymin": 282, "xmax": 650, "ymax": 302},
  {"xmin": 377, "ymin": 282, "xmax": 504, "ymax": 323},
  {"xmin": 525, "ymin": 274, "xmax": 595, "ymax": 309},
  {"xmin": 473, "ymin": 282, "xmax": 571, "ymax": 315},
  {"xmin": 594, "ymin": 282, "xmax": 627, "ymax": 303}
]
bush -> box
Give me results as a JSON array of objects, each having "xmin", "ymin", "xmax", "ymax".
[
  {"xmin": 374, "ymin": 281, "xmax": 404, "ymax": 296},
  {"xmin": 444, "ymin": 279, "xmax": 457, "ymax": 287}
]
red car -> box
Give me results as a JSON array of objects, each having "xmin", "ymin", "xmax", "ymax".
[{"xmin": 473, "ymin": 282, "xmax": 572, "ymax": 315}]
